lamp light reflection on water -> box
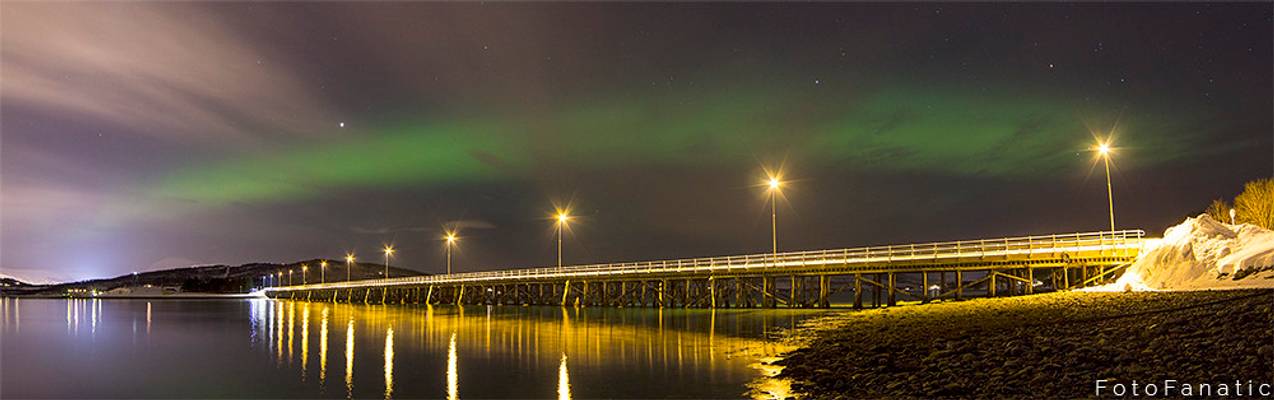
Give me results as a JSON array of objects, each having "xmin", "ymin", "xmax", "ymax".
[
  {"xmin": 447, "ymin": 332, "xmax": 459, "ymax": 400},
  {"xmin": 345, "ymin": 317, "xmax": 355, "ymax": 399},
  {"xmin": 558, "ymin": 353, "xmax": 572, "ymax": 400},
  {"xmin": 287, "ymin": 302, "xmax": 295, "ymax": 364},
  {"xmin": 244, "ymin": 300, "xmax": 815, "ymax": 399},
  {"xmin": 384, "ymin": 326, "xmax": 394, "ymax": 400},
  {"xmin": 320, "ymin": 307, "xmax": 329, "ymax": 386},
  {"xmin": 301, "ymin": 305, "xmax": 310, "ymax": 379}
]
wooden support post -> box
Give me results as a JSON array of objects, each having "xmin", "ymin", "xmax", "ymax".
[
  {"xmin": 456, "ymin": 285, "xmax": 464, "ymax": 305},
  {"xmin": 853, "ymin": 273, "xmax": 863, "ymax": 309},
  {"xmin": 1062, "ymin": 267, "xmax": 1070, "ymax": 290},
  {"xmin": 659, "ymin": 280, "xmax": 667, "ymax": 308},
  {"xmin": 989, "ymin": 271, "xmax": 997, "ymax": 297},
  {"xmin": 765, "ymin": 277, "xmax": 776, "ymax": 308},
  {"xmin": 887, "ymin": 273, "xmax": 896, "ymax": 307},
  {"xmin": 818, "ymin": 275, "xmax": 830, "ymax": 308},
  {"xmin": 874, "ymin": 274, "xmax": 883, "ymax": 307},
  {"xmin": 561, "ymin": 280, "xmax": 571, "ymax": 306},
  {"xmin": 683, "ymin": 278, "xmax": 692, "ymax": 308},
  {"xmin": 921, "ymin": 272, "xmax": 930, "ymax": 304},
  {"xmin": 735, "ymin": 278, "xmax": 744, "ymax": 308},
  {"xmin": 581, "ymin": 281, "xmax": 589, "ymax": 307},
  {"xmin": 1027, "ymin": 267, "xmax": 1035, "ymax": 294},
  {"xmin": 955, "ymin": 270, "xmax": 963, "ymax": 300},
  {"xmin": 789, "ymin": 275, "xmax": 797, "ymax": 308},
  {"xmin": 708, "ymin": 277, "xmax": 716, "ymax": 309}
]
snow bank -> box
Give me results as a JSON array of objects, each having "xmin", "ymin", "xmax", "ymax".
[{"xmin": 1088, "ymin": 214, "xmax": 1274, "ymax": 291}]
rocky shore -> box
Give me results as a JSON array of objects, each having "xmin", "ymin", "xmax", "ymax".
[{"xmin": 774, "ymin": 290, "xmax": 1274, "ymax": 398}]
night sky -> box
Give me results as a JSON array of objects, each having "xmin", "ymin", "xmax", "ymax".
[{"xmin": 2, "ymin": 3, "xmax": 1271, "ymax": 282}]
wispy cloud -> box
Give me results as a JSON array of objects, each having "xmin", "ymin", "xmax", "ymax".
[
  {"xmin": 350, "ymin": 226, "xmax": 436, "ymax": 235},
  {"xmin": 444, "ymin": 219, "xmax": 497, "ymax": 230},
  {"xmin": 1, "ymin": 3, "xmax": 337, "ymax": 146}
]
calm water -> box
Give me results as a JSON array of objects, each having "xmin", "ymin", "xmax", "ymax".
[{"xmin": 0, "ymin": 298, "xmax": 828, "ymax": 399}]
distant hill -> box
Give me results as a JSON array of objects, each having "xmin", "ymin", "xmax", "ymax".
[
  {"xmin": 0, "ymin": 260, "xmax": 425, "ymax": 297},
  {"xmin": 0, "ymin": 276, "xmax": 38, "ymax": 288}
]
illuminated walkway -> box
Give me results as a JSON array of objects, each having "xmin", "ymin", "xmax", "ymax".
[{"xmin": 266, "ymin": 230, "xmax": 1146, "ymax": 308}]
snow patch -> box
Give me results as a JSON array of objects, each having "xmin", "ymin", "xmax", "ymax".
[
  {"xmin": 0, "ymin": 269, "xmax": 72, "ymax": 285},
  {"xmin": 1086, "ymin": 214, "xmax": 1274, "ymax": 291}
]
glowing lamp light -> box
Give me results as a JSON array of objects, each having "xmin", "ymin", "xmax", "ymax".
[
  {"xmin": 768, "ymin": 177, "xmax": 782, "ymax": 190},
  {"xmin": 382, "ymin": 245, "xmax": 395, "ymax": 279},
  {"xmin": 1096, "ymin": 142, "xmax": 1111, "ymax": 157}
]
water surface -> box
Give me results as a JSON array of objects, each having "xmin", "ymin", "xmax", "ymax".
[{"xmin": 0, "ymin": 298, "xmax": 828, "ymax": 398}]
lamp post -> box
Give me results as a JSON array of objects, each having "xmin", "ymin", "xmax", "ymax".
[
  {"xmin": 554, "ymin": 211, "xmax": 571, "ymax": 268},
  {"xmin": 444, "ymin": 231, "xmax": 458, "ymax": 275},
  {"xmin": 345, "ymin": 253, "xmax": 355, "ymax": 282},
  {"xmin": 277, "ymin": 271, "xmax": 283, "ymax": 287},
  {"xmin": 383, "ymin": 245, "xmax": 395, "ymax": 279},
  {"xmin": 302, "ymin": 264, "xmax": 310, "ymax": 285},
  {"xmin": 1096, "ymin": 141, "xmax": 1116, "ymax": 232},
  {"xmin": 288, "ymin": 269, "xmax": 293, "ymax": 286},
  {"xmin": 320, "ymin": 260, "xmax": 327, "ymax": 284},
  {"xmin": 766, "ymin": 175, "xmax": 783, "ymax": 264}
]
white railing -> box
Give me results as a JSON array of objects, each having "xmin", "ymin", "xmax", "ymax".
[{"xmin": 267, "ymin": 229, "xmax": 1145, "ymax": 292}]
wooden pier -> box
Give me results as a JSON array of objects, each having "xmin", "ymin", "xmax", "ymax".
[{"xmin": 265, "ymin": 230, "xmax": 1146, "ymax": 308}]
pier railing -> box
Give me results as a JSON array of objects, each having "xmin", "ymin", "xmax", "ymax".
[{"xmin": 267, "ymin": 229, "xmax": 1145, "ymax": 292}]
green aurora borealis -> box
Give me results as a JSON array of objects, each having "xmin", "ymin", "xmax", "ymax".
[{"xmin": 153, "ymin": 82, "xmax": 1218, "ymax": 206}]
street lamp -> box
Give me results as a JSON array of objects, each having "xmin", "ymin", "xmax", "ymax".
[
  {"xmin": 383, "ymin": 245, "xmax": 395, "ymax": 279},
  {"xmin": 444, "ymin": 231, "xmax": 458, "ymax": 275},
  {"xmin": 277, "ymin": 271, "xmax": 283, "ymax": 287},
  {"xmin": 288, "ymin": 269, "xmax": 293, "ymax": 286},
  {"xmin": 345, "ymin": 253, "xmax": 356, "ymax": 282},
  {"xmin": 320, "ymin": 260, "xmax": 327, "ymax": 284},
  {"xmin": 554, "ymin": 210, "xmax": 572, "ymax": 268},
  {"xmin": 1095, "ymin": 140, "xmax": 1116, "ymax": 232},
  {"xmin": 765, "ymin": 174, "xmax": 784, "ymax": 264},
  {"xmin": 301, "ymin": 264, "xmax": 309, "ymax": 285}
]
